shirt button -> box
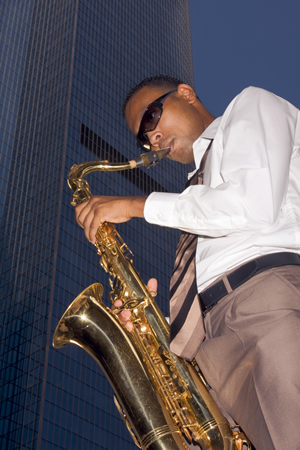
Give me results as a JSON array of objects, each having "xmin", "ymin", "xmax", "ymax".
[
  {"xmin": 198, "ymin": 220, "xmax": 204, "ymax": 228},
  {"xmin": 157, "ymin": 213, "xmax": 163, "ymax": 220}
]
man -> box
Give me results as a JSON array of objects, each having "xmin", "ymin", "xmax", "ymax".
[{"xmin": 76, "ymin": 76, "xmax": 300, "ymax": 449}]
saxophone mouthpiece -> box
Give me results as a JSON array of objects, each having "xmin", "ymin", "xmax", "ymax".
[{"xmin": 131, "ymin": 147, "xmax": 171, "ymax": 169}]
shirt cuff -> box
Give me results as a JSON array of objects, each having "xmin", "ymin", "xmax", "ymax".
[{"xmin": 144, "ymin": 192, "xmax": 180, "ymax": 227}]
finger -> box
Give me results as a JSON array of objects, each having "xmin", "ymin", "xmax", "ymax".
[
  {"xmin": 74, "ymin": 198, "xmax": 101, "ymax": 242},
  {"xmin": 76, "ymin": 202, "xmax": 96, "ymax": 236},
  {"xmin": 81, "ymin": 210, "xmax": 94, "ymax": 242},
  {"xmin": 89, "ymin": 214, "xmax": 103, "ymax": 244},
  {"xmin": 84, "ymin": 200, "xmax": 106, "ymax": 243},
  {"xmin": 125, "ymin": 321, "xmax": 133, "ymax": 332},
  {"xmin": 147, "ymin": 278, "xmax": 158, "ymax": 296},
  {"xmin": 75, "ymin": 201, "xmax": 88, "ymax": 227},
  {"xmin": 120, "ymin": 309, "xmax": 131, "ymax": 321},
  {"xmin": 79, "ymin": 203, "xmax": 100, "ymax": 243},
  {"xmin": 113, "ymin": 300, "xmax": 132, "ymax": 328},
  {"xmin": 113, "ymin": 299, "xmax": 123, "ymax": 308},
  {"xmin": 118, "ymin": 308, "xmax": 133, "ymax": 332}
]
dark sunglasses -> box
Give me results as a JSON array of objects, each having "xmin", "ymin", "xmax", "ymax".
[{"xmin": 136, "ymin": 89, "xmax": 177, "ymax": 150}]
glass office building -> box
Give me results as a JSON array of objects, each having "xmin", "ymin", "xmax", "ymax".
[{"xmin": 0, "ymin": 0, "xmax": 194, "ymax": 448}]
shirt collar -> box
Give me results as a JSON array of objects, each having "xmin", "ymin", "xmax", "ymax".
[{"xmin": 188, "ymin": 117, "xmax": 221, "ymax": 177}]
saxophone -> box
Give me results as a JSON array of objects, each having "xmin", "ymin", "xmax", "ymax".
[{"xmin": 53, "ymin": 149, "xmax": 251, "ymax": 450}]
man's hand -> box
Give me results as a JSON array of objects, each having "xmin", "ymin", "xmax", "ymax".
[
  {"xmin": 114, "ymin": 278, "xmax": 158, "ymax": 332},
  {"xmin": 75, "ymin": 195, "xmax": 147, "ymax": 243}
]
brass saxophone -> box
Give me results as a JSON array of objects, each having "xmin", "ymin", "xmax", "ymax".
[{"xmin": 53, "ymin": 149, "xmax": 251, "ymax": 450}]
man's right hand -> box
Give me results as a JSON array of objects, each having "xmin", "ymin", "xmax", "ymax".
[{"xmin": 113, "ymin": 278, "xmax": 158, "ymax": 332}]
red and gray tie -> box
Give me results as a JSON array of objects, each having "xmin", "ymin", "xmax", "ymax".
[{"xmin": 169, "ymin": 140, "xmax": 212, "ymax": 360}]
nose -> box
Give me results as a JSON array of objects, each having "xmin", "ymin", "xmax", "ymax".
[{"xmin": 148, "ymin": 129, "xmax": 162, "ymax": 148}]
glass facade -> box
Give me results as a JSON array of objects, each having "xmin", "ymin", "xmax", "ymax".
[{"xmin": 0, "ymin": 0, "xmax": 194, "ymax": 448}]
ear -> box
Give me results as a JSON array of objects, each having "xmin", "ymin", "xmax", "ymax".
[{"xmin": 177, "ymin": 84, "xmax": 197, "ymax": 104}]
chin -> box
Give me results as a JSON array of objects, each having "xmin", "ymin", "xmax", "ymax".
[
  {"xmin": 170, "ymin": 156, "xmax": 193, "ymax": 165},
  {"xmin": 171, "ymin": 152, "xmax": 194, "ymax": 165}
]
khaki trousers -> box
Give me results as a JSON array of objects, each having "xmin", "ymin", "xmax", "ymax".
[{"xmin": 195, "ymin": 265, "xmax": 300, "ymax": 450}]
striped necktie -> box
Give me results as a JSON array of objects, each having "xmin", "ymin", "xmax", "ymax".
[{"xmin": 169, "ymin": 140, "xmax": 212, "ymax": 360}]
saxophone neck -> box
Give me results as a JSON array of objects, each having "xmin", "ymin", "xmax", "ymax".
[{"xmin": 67, "ymin": 147, "xmax": 171, "ymax": 206}]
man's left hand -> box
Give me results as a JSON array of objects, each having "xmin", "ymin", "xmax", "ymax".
[{"xmin": 75, "ymin": 195, "xmax": 147, "ymax": 243}]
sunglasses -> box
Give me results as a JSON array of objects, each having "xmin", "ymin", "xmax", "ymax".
[{"xmin": 136, "ymin": 89, "xmax": 177, "ymax": 150}]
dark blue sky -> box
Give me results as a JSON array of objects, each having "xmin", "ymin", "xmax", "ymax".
[{"xmin": 189, "ymin": 0, "xmax": 300, "ymax": 117}]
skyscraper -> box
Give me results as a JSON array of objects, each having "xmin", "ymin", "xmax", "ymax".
[{"xmin": 0, "ymin": 0, "xmax": 194, "ymax": 448}]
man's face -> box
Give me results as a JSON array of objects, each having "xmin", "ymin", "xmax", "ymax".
[{"xmin": 125, "ymin": 85, "xmax": 208, "ymax": 165}]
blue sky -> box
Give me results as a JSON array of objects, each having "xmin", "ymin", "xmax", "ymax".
[{"xmin": 188, "ymin": 0, "xmax": 300, "ymax": 117}]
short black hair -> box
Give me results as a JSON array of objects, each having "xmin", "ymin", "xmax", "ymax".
[{"xmin": 122, "ymin": 75, "xmax": 185, "ymax": 116}]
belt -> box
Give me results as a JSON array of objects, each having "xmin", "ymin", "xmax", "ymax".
[{"xmin": 200, "ymin": 252, "xmax": 300, "ymax": 315}]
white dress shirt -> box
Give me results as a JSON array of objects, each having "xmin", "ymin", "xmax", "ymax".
[{"xmin": 144, "ymin": 87, "xmax": 300, "ymax": 292}]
